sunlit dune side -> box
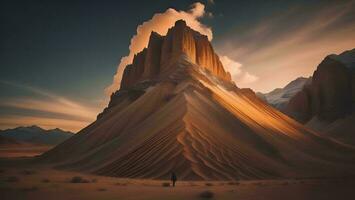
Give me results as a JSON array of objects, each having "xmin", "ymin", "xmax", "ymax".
[{"xmin": 40, "ymin": 55, "xmax": 355, "ymax": 180}]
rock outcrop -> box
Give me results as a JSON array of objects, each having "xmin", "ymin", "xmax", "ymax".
[
  {"xmin": 120, "ymin": 20, "xmax": 231, "ymax": 89},
  {"xmin": 285, "ymin": 53, "xmax": 354, "ymax": 123}
]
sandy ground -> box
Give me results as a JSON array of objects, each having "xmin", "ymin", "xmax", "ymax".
[
  {"xmin": 0, "ymin": 145, "xmax": 53, "ymax": 158},
  {"xmin": 1, "ymin": 157, "xmax": 355, "ymax": 200}
]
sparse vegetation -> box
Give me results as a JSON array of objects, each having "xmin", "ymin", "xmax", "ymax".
[
  {"xmin": 5, "ymin": 176, "xmax": 19, "ymax": 182},
  {"xmin": 70, "ymin": 176, "xmax": 90, "ymax": 183},
  {"xmin": 227, "ymin": 181, "xmax": 239, "ymax": 185},
  {"xmin": 190, "ymin": 183, "xmax": 197, "ymax": 186},
  {"xmin": 42, "ymin": 178, "xmax": 50, "ymax": 183},
  {"xmin": 115, "ymin": 182, "xmax": 127, "ymax": 186},
  {"xmin": 21, "ymin": 186, "xmax": 39, "ymax": 192},
  {"xmin": 199, "ymin": 190, "xmax": 214, "ymax": 198},
  {"xmin": 162, "ymin": 182, "xmax": 170, "ymax": 187},
  {"xmin": 22, "ymin": 169, "xmax": 36, "ymax": 175},
  {"xmin": 282, "ymin": 181, "xmax": 289, "ymax": 186}
]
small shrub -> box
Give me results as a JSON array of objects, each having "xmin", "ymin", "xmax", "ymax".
[
  {"xmin": 282, "ymin": 181, "xmax": 288, "ymax": 186},
  {"xmin": 199, "ymin": 190, "xmax": 214, "ymax": 198},
  {"xmin": 115, "ymin": 182, "xmax": 127, "ymax": 186},
  {"xmin": 205, "ymin": 182, "xmax": 213, "ymax": 186},
  {"xmin": 97, "ymin": 188, "xmax": 107, "ymax": 191},
  {"xmin": 254, "ymin": 182, "xmax": 263, "ymax": 186},
  {"xmin": 227, "ymin": 181, "xmax": 239, "ymax": 185},
  {"xmin": 22, "ymin": 170, "xmax": 36, "ymax": 175},
  {"xmin": 162, "ymin": 182, "xmax": 170, "ymax": 187},
  {"xmin": 42, "ymin": 178, "xmax": 50, "ymax": 183},
  {"xmin": 21, "ymin": 186, "xmax": 39, "ymax": 192},
  {"xmin": 6, "ymin": 176, "xmax": 19, "ymax": 182},
  {"xmin": 70, "ymin": 176, "xmax": 89, "ymax": 183}
]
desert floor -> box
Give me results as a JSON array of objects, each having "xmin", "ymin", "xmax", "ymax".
[
  {"xmin": 0, "ymin": 149, "xmax": 355, "ymax": 200},
  {"xmin": 0, "ymin": 144, "xmax": 53, "ymax": 158}
]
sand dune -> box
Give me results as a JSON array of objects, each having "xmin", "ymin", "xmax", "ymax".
[{"xmin": 40, "ymin": 55, "xmax": 355, "ymax": 180}]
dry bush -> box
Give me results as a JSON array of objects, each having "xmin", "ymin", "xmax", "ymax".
[
  {"xmin": 5, "ymin": 176, "xmax": 19, "ymax": 182},
  {"xmin": 227, "ymin": 181, "xmax": 239, "ymax": 185},
  {"xmin": 282, "ymin": 181, "xmax": 289, "ymax": 186},
  {"xmin": 70, "ymin": 176, "xmax": 90, "ymax": 183},
  {"xmin": 21, "ymin": 186, "xmax": 39, "ymax": 192},
  {"xmin": 22, "ymin": 170, "xmax": 36, "ymax": 175},
  {"xmin": 205, "ymin": 182, "xmax": 213, "ymax": 186},
  {"xmin": 162, "ymin": 182, "xmax": 170, "ymax": 187},
  {"xmin": 199, "ymin": 190, "xmax": 214, "ymax": 198},
  {"xmin": 42, "ymin": 178, "xmax": 50, "ymax": 183},
  {"xmin": 115, "ymin": 182, "xmax": 127, "ymax": 186},
  {"xmin": 190, "ymin": 183, "xmax": 197, "ymax": 186}
]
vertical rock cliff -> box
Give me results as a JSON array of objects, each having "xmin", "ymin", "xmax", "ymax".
[
  {"xmin": 120, "ymin": 20, "xmax": 231, "ymax": 89},
  {"xmin": 285, "ymin": 55, "xmax": 354, "ymax": 123}
]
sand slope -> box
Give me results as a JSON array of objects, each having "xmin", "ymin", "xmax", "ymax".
[{"xmin": 40, "ymin": 56, "xmax": 355, "ymax": 180}]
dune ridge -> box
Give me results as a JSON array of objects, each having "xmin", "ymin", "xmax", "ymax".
[{"xmin": 40, "ymin": 55, "xmax": 355, "ymax": 180}]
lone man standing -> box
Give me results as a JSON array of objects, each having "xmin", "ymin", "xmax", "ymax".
[{"xmin": 171, "ymin": 172, "xmax": 177, "ymax": 187}]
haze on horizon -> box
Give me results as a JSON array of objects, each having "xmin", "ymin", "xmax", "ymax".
[{"xmin": 0, "ymin": 0, "xmax": 354, "ymax": 132}]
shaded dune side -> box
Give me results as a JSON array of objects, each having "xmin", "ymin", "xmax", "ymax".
[
  {"xmin": 95, "ymin": 83, "xmax": 289, "ymax": 180},
  {"xmin": 40, "ymin": 83, "xmax": 177, "ymax": 165},
  {"xmin": 41, "ymin": 58, "xmax": 355, "ymax": 180}
]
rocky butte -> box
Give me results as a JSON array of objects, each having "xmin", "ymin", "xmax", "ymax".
[
  {"xmin": 120, "ymin": 20, "xmax": 231, "ymax": 89},
  {"xmin": 41, "ymin": 20, "xmax": 355, "ymax": 180}
]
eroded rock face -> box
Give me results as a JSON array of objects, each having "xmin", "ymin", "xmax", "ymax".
[
  {"xmin": 120, "ymin": 20, "xmax": 231, "ymax": 89},
  {"xmin": 143, "ymin": 32, "xmax": 163, "ymax": 78},
  {"xmin": 286, "ymin": 56, "xmax": 354, "ymax": 123}
]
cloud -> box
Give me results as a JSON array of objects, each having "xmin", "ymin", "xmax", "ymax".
[
  {"xmin": 219, "ymin": 55, "xmax": 259, "ymax": 87},
  {"xmin": 0, "ymin": 81, "xmax": 101, "ymax": 132},
  {"xmin": 0, "ymin": 98, "xmax": 97, "ymax": 122},
  {"xmin": 216, "ymin": 1, "xmax": 355, "ymax": 92},
  {"xmin": 239, "ymin": 72, "xmax": 259, "ymax": 85},
  {"xmin": 105, "ymin": 2, "xmax": 213, "ymax": 95},
  {"xmin": 208, "ymin": 0, "xmax": 215, "ymax": 5}
]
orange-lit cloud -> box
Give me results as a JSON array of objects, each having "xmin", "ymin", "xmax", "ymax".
[
  {"xmin": 216, "ymin": 1, "xmax": 355, "ymax": 92},
  {"xmin": 219, "ymin": 55, "xmax": 258, "ymax": 87},
  {"xmin": 105, "ymin": 2, "xmax": 213, "ymax": 95}
]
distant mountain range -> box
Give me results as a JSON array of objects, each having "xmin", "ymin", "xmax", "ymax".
[
  {"xmin": 0, "ymin": 125, "xmax": 74, "ymax": 145},
  {"xmin": 257, "ymin": 77, "xmax": 311, "ymax": 111},
  {"xmin": 0, "ymin": 135, "xmax": 23, "ymax": 145}
]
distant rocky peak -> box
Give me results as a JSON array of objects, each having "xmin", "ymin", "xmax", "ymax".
[{"xmin": 329, "ymin": 48, "xmax": 355, "ymax": 70}]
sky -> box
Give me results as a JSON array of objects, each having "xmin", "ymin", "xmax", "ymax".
[{"xmin": 1, "ymin": 0, "xmax": 354, "ymax": 132}]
